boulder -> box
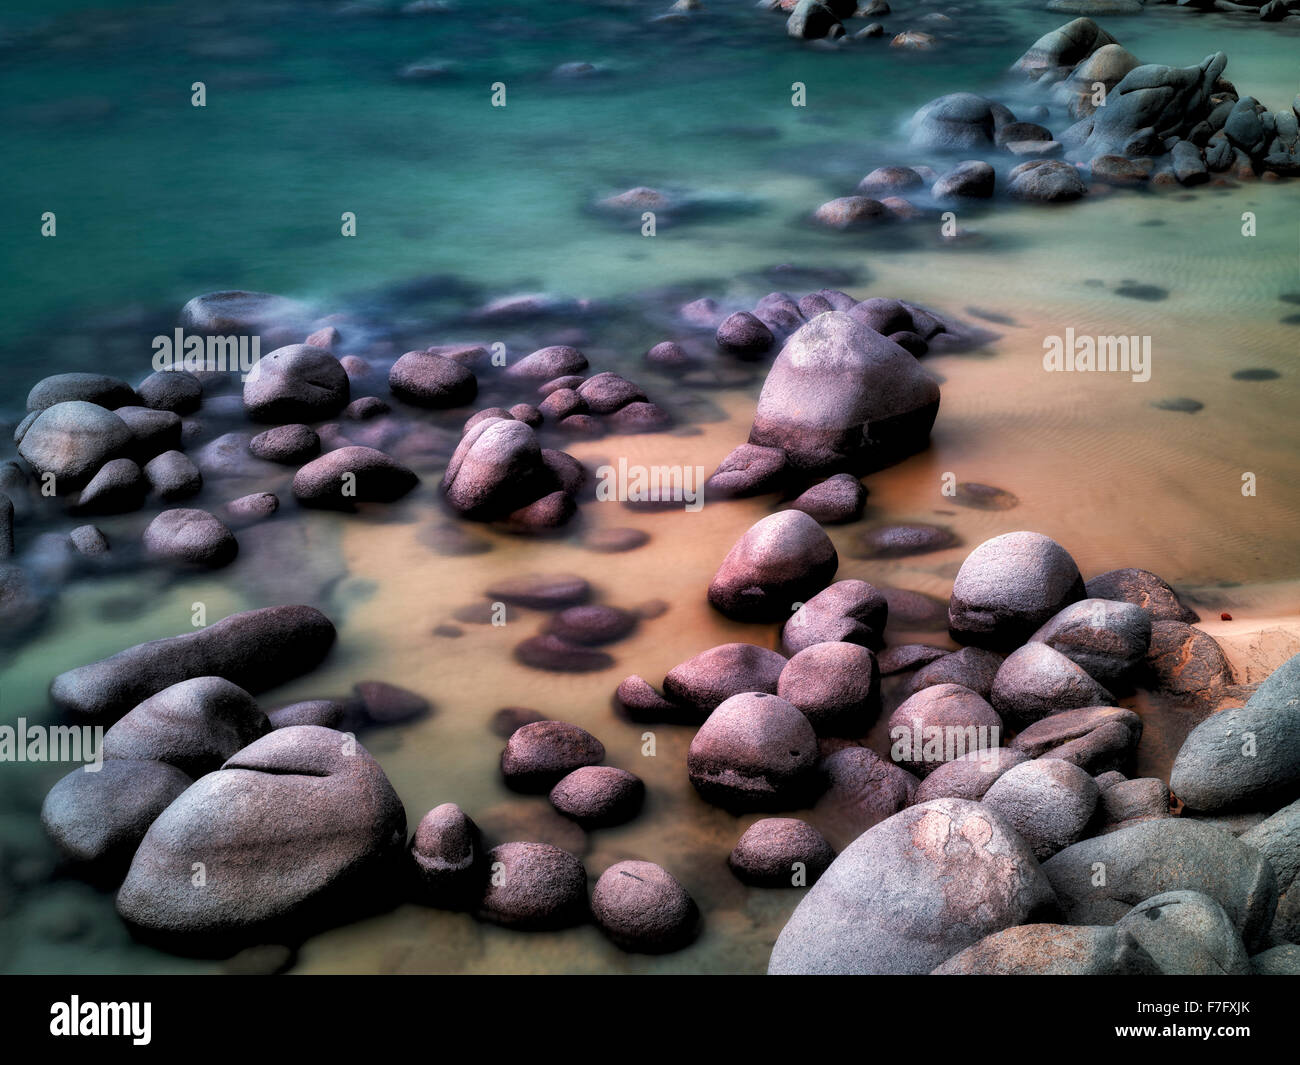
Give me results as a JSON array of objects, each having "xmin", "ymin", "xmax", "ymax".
[
  {"xmin": 1008, "ymin": 159, "xmax": 1087, "ymax": 202},
  {"xmin": 143, "ymin": 450, "xmax": 202, "ymax": 501},
  {"xmin": 477, "ymin": 842, "xmax": 587, "ymax": 931},
  {"xmin": 504, "ymin": 346, "xmax": 588, "ymax": 380},
  {"xmin": 250, "ymin": 424, "xmax": 321, "ymax": 464},
  {"xmin": 948, "ymin": 531, "xmax": 1086, "ymax": 650},
  {"xmin": 442, "ymin": 418, "xmax": 553, "ymax": 520},
  {"xmin": 41, "ymin": 759, "xmax": 193, "ymax": 881},
  {"xmin": 76, "ymin": 458, "xmax": 146, "ymax": 514},
  {"xmin": 1083, "ymin": 53, "xmax": 1228, "ymax": 158},
  {"xmin": 1010, "ymin": 705, "xmax": 1142, "ymax": 774},
  {"xmin": 1028, "ymin": 597, "xmax": 1152, "ymax": 688},
  {"xmin": 18, "ymin": 401, "xmax": 133, "ymax": 486},
  {"xmin": 911, "ymin": 747, "xmax": 1029, "ymax": 805},
  {"xmin": 500, "ymin": 720, "xmax": 605, "ymax": 793},
  {"xmin": 932, "ymin": 923, "xmax": 1158, "ymax": 974},
  {"xmin": 707, "ymin": 511, "xmax": 838, "ymax": 622},
  {"xmin": 1085, "ymin": 567, "xmax": 1199, "ymax": 622},
  {"xmin": 786, "ymin": 473, "xmax": 866, "ymax": 524},
  {"xmin": 1115, "ymin": 891, "xmax": 1251, "ymax": 975},
  {"xmin": 1170, "ymin": 653, "xmax": 1300, "ymax": 811},
  {"xmin": 687, "ymin": 692, "xmax": 819, "ymax": 812},
  {"xmin": 143, "ymin": 508, "xmax": 238, "ymax": 568},
  {"xmin": 27, "ymin": 372, "xmax": 136, "ymax": 412},
  {"xmin": 910, "ymin": 647, "xmax": 1004, "ymax": 699},
  {"xmin": 1041, "ymin": 819, "xmax": 1278, "ymax": 950},
  {"xmin": 137, "ymin": 370, "xmax": 202, "ymax": 414},
  {"xmin": 410, "ymin": 803, "xmax": 483, "ymax": 908},
  {"xmin": 50, "ymin": 605, "xmax": 337, "ymax": 721},
  {"xmin": 389, "ymin": 351, "xmax": 477, "ymax": 408},
  {"xmin": 982, "ymin": 758, "xmax": 1100, "ymax": 860},
  {"xmin": 932, "ymin": 160, "xmax": 996, "ymax": 199},
  {"xmin": 769, "ymin": 798, "xmax": 1057, "ymax": 974},
  {"xmin": 990, "ymin": 642, "xmax": 1115, "ymax": 731},
  {"xmin": 549, "ymin": 766, "xmax": 644, "ymax": 827},
  {"xmin": 242, "ymin": 344, "xmax": 349, "ymax": 423},
  {"xmin": 777, "ymin": 641, "xmax": 880, "ymax": 737},
  {"xmin": 591, "ymin": 860, "xmax": 698, "ymax": 953},
  {"xmin": 815, "ymin": 745, "xmax": 918, "ymax": 847},
  {"xmin": 748, "ymin": 312, "xmax": 940, "ymax": 473},
  {"xmin": 1014, "ymin": 17, "xmax": 1118, "ymax": 81},
  {"xmin": 728, "ymin": 818, "xmax": 835, "ymax": 887},
  {"xmin": 662, "ymin": 643, "xmax": 787, "ymax": 718},
  {"xmin": 715, "ymin": 311, "xmax": 774, "ymax": 356},
  {"xmin": 782, "ymin": 579, "xmax": 889, "ymax": 655},
  {"xmin": 704, "ymin": 444, "xmax": 787, "ymax": 499},
  {"xmin": 1144, "ymin": 620, "xmax": 1232, "ymax": 701},
  {"xmin": 293, "ymin": 446, "xmax": 418, "ymax": 508},
  {"xmin": 910, "ymin": 93, "xmax": 1014, "ymax": 151},
  {"xmin": 887, "ymin": 683, "xmax": 1004, "ymax": 776},
  {"xmin": 116, "ymin": 726, "xmax": 406, "ymax": 952},
  {"xmin": 102, "ymin": 676, "xmax": 270, "ymax": 777}
]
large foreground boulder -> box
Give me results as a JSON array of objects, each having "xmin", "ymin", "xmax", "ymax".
[
  {"xmin": 1170, "ymin": 652, "xmax": 1300, "ymax": 812},
  {"xmin": 769, "ymin": 798, "xmax": 1057, "ymax": 974},
  {"xmin": 50, "ymin": 605, "xmax": 337, "ymax": 720},
  {"xmin": 747, "ymin": 312, "xmax": 940, "ymax": 475},
  {"xmin": 932, "ymin": 923, "xmax": 1158, "ymax": 975},
  {"xmin": 1041, "ymin": 819, "xmax": 1277, "ymax": 951},
  {"xmin": 116, "ymin": 726, "xmax": 406, "ymax": 953},
  {"xmin": 17, "ymin": 401, "xmax": 133, "ymax": 486}
]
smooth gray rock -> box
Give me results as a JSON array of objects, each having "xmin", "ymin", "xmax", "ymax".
[
  {"xmin": 886, "ymin": 683, "xmax": 1002, "ymax": 777},
  {"xmin": 27, "ymin": 373, "xmax": 137, "ymax": 412},
  {"xmin": 1041, "ymin": 819, "xmax": 1278, "ymax": 950},
  {"xmin": 143, "ymin": 508, "xmax": 237, "ymax": 567},
  {"xmin": 41, "ymin": 759, "xmax": 193, "ymax": 880},
  {"xmin": 982, "ymin": 759, "xmax": 1100, "ymax": 860},
  {"xmin": 18, "ymin": 401, "xmax": 133, "ymax": 485},
  {"xmin": 911, "ymin": 747, "xmax": 1029, "ymax": 805},
  {"xmin": 1029, "ymin": 597, "xmax": 1152, "ymax": 688},
  {"xmin": 990, "ymin": 642, "xmax": 1115, "ymax": 731},
  {"xmin": 769, "ymin": 798, "xmax": 1057, "ymax": 974},
  {"xmin": 143, "ymin": 450, "xmax": 202, "ymax": 501},
  {"xmin": 1170, "ymin": 653, "xmax": 1300, "ymax": 811},
  {"xmin": 1116, "ymin": 891, "xmax": 1251, "ymax": 975},
  {"xmin": 949, "ymin": 532, "xmax": 1086, "ymax": 650},
  {"xmin": 932, "ymin": 923, "xmax": 1158, "ymax": 974}
]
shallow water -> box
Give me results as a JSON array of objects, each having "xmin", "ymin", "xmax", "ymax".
[{"xmin": 0, "ymin": 0, "xmax": 1298, "ymax": 974}]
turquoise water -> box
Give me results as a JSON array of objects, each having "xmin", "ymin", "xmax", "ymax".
[{"xmin": 0, "ymin": 1, "xmax": 1298, "ymax": 974}]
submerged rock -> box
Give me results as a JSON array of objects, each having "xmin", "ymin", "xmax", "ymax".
[{"xmin": 50, "ymin": 605, "xmax": 337, "ymax": 720}]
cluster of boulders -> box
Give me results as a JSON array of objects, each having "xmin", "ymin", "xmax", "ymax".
[
  {"xmin": 609, "ymin": 512, "xmax": 1300, "ymax": 973},
  {"xmin": 770, "ymin": 0, "xmax": 957, "ymax": 50},
  {"xmin": 807, "ymin": 16, "xmax": 1297, "ymax": 229},
  {"xmin": 412, "ymin": 714, "xmax": 695, "ymax": 949},
  {"xmin": 1147, "ymin": 0, "xmax": 1300, "ymax": 25},
  {"xmin": 38, "ymin": 602, "xmax": 700, "ymax": 956}
]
